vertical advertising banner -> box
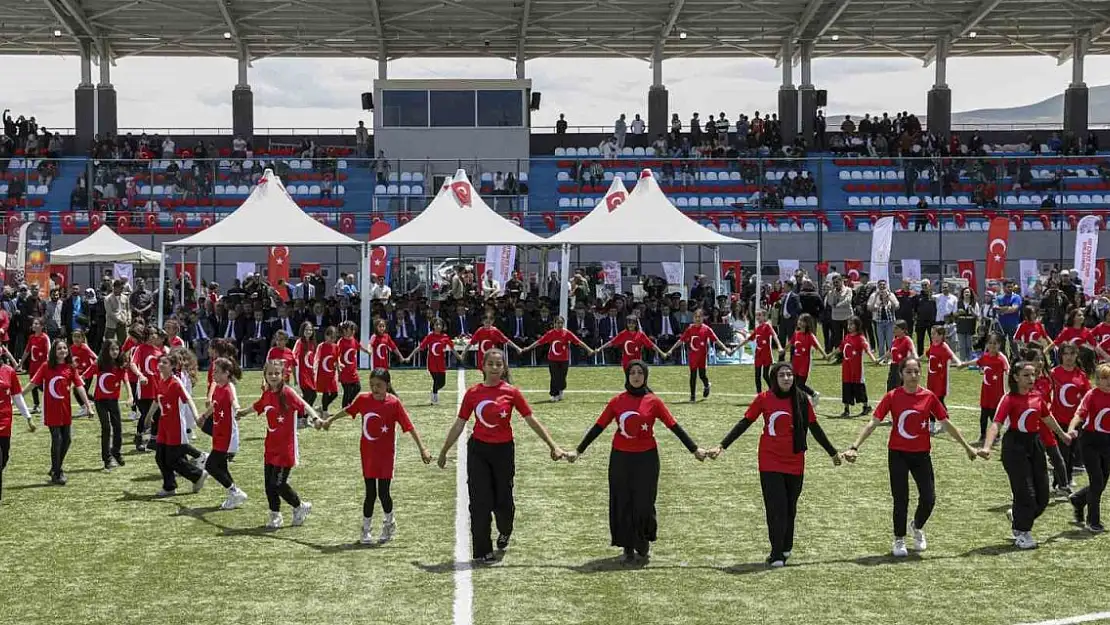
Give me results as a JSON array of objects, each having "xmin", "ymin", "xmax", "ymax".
[{"xmin": 22, "ymin": 221, "xmax": 51, "ymax": 297}]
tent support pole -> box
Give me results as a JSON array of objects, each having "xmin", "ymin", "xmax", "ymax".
[
  {"xmin": 180, "ymin": 248, "xmax": 186, "ymax": 308},
  {"xmin": 679, "ymin": 245, "xmax": 685, "ymax": 294},
  {"xmin": 712, "ymin": 246, "xmax": 721, "ymax": 296},
  {"xmin": 558, "ymin": 243, "xmax": 571, "ymax": 321},
  {"xmin": 196, "ymin": 249, "xmax": 202, "ymax": 293},
  {"xmin": 359, "ymin": 243, "xmax": 372, "ymax": 369},
  {"xmin": 755, "ymin": 242, "xmax": 763, "ymax": 314},
  {"xmin": 157, "ymin": 244, "xmax": 167, "ymax": 328}
]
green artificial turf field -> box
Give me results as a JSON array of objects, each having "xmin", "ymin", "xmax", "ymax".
[{"xmin": 0, "ymin": 361, "xmax": 1107, "ymax": 625}]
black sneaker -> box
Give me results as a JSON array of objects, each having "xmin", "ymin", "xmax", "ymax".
[
  {"xmin": 634, "ymin": 541, "xmax": 650, "ymax": 560},
  {"xmin": 53, "ymin": 472, "xmax": 67, "ymax": 486},
  {"xmin": 840, "ymin": 408, "xmax": 850, "ymax": 418},
  {"xmin": 475, "ymin": 552, "xmax": 497, "ymax": 565},
  {"xmin": 703, "ymin": 383, "xmax": 711, "ymax": 398},
  {"xmin": 620, "ymin": 548, "xmax": 635, "ymax": 563},
  {"xmin": 1071, "ymin": 498, "xmax": 1085, "ymax": 525},
  {"xmin": 860, "ymin": 405, "xmax": 872, "ymax": 417},
  {"xmin": 114, "ymin": 455, "xmax": 126, "ymax": 467},
  {"xmin": 496, "ymin": 533, "xmax": 510, "ymax": 551},
  {"xmin": 1089, "ymin": 523, "xmax": 1105, "ymax": 534}
]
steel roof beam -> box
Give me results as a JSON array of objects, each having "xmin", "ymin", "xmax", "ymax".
[
  {"xmin": 923, "ymin": 0, "xmax": 1002, "ymax": 65},
  {"xmin": 656, "ymin": 0, "xmax": 686, "ymax": 49}
]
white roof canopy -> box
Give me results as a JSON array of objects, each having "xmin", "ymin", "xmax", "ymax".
[
  {"xmin": 370, "ymin": 170, "xmax": 548, "ymax": 247},
  {"xmin": 52, "ymin": 225, "xmax": 163, "ymax": 264},
  {"xmin": 167, "ymin": 169, "xmax": 362, "ymax": 248},
  {"xmin": 548, "ymin": 169, "xmax": 754, "ymax": 246}
]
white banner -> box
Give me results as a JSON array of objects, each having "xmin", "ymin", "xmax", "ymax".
[
  {"xmin": 601, "ymin": 260, "xmax": 622, "ymax": 292},
  {"xmin": 112, "ymin": 263, "xmax": 133, "ymax": 285},
  {"xmin": 661, "ymin": 262, "xmax": 683, "ymax": 288},
  {"xmin": 1075, "ymin": 215, "xmax": 1100, "ymax": 296},
  {"xmin": 547, "ymin": 260, "xmax": 559, "ymax": 276},
  {"xmin": 1019, "ymin": 259, "xmax": 1040, "ymax": 297},
  {"xmin": 484, "ymin": 245, "xmax": 517, "ymax": 296},
  {"xmin": 778, "ymin": 259, "xmax": 799, "ymax": 283},
  {"xmin": 869, "ymin": 216, "xmax": 894, "ymax": 284},
  {"xmin": 901, "ymin": 259, "xmax": 921, "ymax": 283},
  {"xmin": 236, "ymin": 262, "xmax": 255, "ymax": 284}
]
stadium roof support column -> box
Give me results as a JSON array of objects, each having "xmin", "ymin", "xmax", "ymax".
[
  {"xmin": 95, "ymin": 44, "xmax": 116, "ymax": 136},
  {"xmin": 75, "ymin": 40, "xmax": 95, "ymax": 145},
  {"xmin": 926, "ymin": 35, "xmax": 951, "ymax": 138},
  {"xmin": 1064, "ymin": 36, "xmax": 1089, "ymax": 139},
  {"xmin": 798, "ymin": 40, "xmax": 817, "ymax": 150},
  {"xmin": 233, "ymin": 50, "xmax": 254, "ymax": 138},
  {"xmin": 648, "ymin": 42, "xmax": 668, "ymax": 137},
  {"xmin": 778, "ymin": 38, "xmax": 798, "ymax": 144}
]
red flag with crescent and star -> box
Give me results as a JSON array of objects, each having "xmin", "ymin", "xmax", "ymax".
[
  {"xmin": 605, "ymin": 188, "xmax": 627, "ymax": 212},
  {"xmin": 268, "ymin": 246, "xmax": 291, "ymax": 299},
  {"xmin": 843, "ymin": 259, "xmax": 863, "ymax": 283},
  {"xmin": 450, "ymin": 180, "xmax": 472, "ymax": 207},
  {"xmin": 175, "ymin": 262, "xmax": 197, "ymax": 285},
  {"xmin": 369, "ymin": 220, "xmax": 392, "ymax": 280},
  {"xmin": 957, "ymin": 260, "xmax": 978, "ymax": 294},
  {"xmin": 984, "ymin": 216, "xmax": 1010, "ymax": 281}
]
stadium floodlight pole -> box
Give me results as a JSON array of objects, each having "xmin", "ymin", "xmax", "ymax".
[
  {"xmin": 558, "ymin": 242, "xmax": 570, "ymax": 321},
  {"xmin": 157, "ymin": 243, "xmax": 167, "ymax": 328}
]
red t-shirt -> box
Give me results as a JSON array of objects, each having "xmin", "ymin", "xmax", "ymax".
[
  {"xmin": 267, "ymin": 346, "xmax": 296, "ymax": 382},
  {"xmin": 680, "ymin": 324, "xmax": 719, "ymax": 369},
  {"xmin": 209, "ymin": 382, "xmax": 240, "ymax": 454},
  {"xmin": 346, "ymin": 392, "xmax": 414, "ymax": 479},
  {"xmin": 840, "ymin": 333, "xmax": 869, "ymax": 384},
  {"xmin": 132, "ymin": 343, "xmax": 162, "ymax": 400},
  {"xmin": 1089, "ymin": 323, "xmax": 1110, "ymax": 353},
  {"xmin": 0, "ymin": 365, "xmax": 23, "ymax": 437},
  {"xmin": 611, "ymin": 330, "xmax": 658, "ymax": 370},
  {"xmin": 25, "ymin": 333, "xmax": 49, "ymax": 376},
  {"xmin": 874, "ymin": 386, "xmax": 948, "ymax": 453},
  {"xmin": 536, "ymin": 328, "xmax": 580, "ymax": 364},
  {"xmin": 790, "ymin": 332, "xmax": 820, "ymax": 377},
  {"xmin": 167, "ymin": 336, "xmax": 186, "ymax": 349},
  {"xmin": 121, "ymin": 336, "xmax": 139, "ymax": 383},
  {"xmin": 1032, "ymin": 375, "xmax": 1058, "ymax": 446},
  {"xmin": 70, "ymin": 343, "xmax": 97, "ymax": 377},
  {"xmin": 86, "ymin": 363, "xmax": 124, "ymax": 401},
  {"xmin": 292, "ymin": 339, "xmax": 316, "ymax": 390},
  {"xmin": 596, "ymin": 392, "xmax": 677, "ymax": 453},
  {"xmin": 337, "ymin": 336, "xmax": 360, "ymax": 384},
  {"xmin": 751, "ymin": 323, "xmax": 775, "ymax": 367},
  {"xmin": 253, "ymin": 385, "xmax": 306, "ymax": 467},
  {"xmin": 744, "ymin": 391, "xmax": 817, "ymax": 475},
  {"xmin": 1077, "ymin": 387, "xmax": 1110, "ymax": 433},
  {"xmin": 994, "ymin": 392, "xmax": 1051, "ymax": 434},
  {"xmin": 458, "ymin": 381, "xmax": 532, "ymax": 445},
  {"xmin": 1014, "ymin": 321, "xmax": 1048, "ymax": 345},
  {"xmin": 1050, "ymin": 366, "xmax": 1090, "ymax": 426},
  {"xmin": 468, "ymin": 326, "xmax": 508, "ymax": 370},
  {"xmin": 925, "ymin": 342, "xmax": 957, "ymax": 398},
  {"xmin": 31, "ymin": 363, "xmax": 81, "ymax": 427},
  {"xmin": 314, "ymin": 342, "xmax": 339, "ymax": 393},
  {"xmin": 890, "ymin": 334, "xmax": 914, "ymax": 365},
  {"xmin": 154, "ymin": 375, "xmax": 189, "ymax": 446},
  {"xmin": 369, "ymin": 333, "xmax": 398, "ymax": 371},
  {"xmin": 418, "ymin": 333, "xmax": 453, "ymax": 373},
  {"xmin": 1054, "ymin": 326, "xmax": 1092, "ymax": 347},
  {"xmin": 976, "ymin": 352, "xmax": 1009, "ymax": 409}
]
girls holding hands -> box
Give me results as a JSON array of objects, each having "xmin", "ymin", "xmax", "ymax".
[
  {"xmin": 404, "ymin": 317, "xmax": 454, "ymax": 405},
  {"xmin": 519, "ymin": 316, "xmax": 594, "ymax": 402},
  {"xmin": 664, "ymin": 308, "xmax": 731, "ymax": 403}
]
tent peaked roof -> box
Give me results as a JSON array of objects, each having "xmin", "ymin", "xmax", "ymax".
[
  {"xmin": 550, "ymin": 169, "xmax": 749, "ymax": 245},
  {"xmin": 52, "ymin": 225, "xmax": 163, "ymax": 264},
  {"xmin": 546, "ymin": 177, "xmax": 628, "ymax": 243},
  {"xmin": 168, "ymin": 169, "xmax": 361, "ymax": 247},
  {"xmin": 370, "ymin": 169, "xmax": 548, "ymax": 246}
]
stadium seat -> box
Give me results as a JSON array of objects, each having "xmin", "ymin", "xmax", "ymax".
[
  {"xmin": 479, "ymin": 172, "xmax": 492, "ymax": 182},
  {"xmin": 588, "ymin": 147, "xmax": 600, "ymax": 157},
  {"xmin": 518, "ymin": 172, "xmax": 528, "ymax": 183},
  {"xmin": 784, "ymin": 197, "xmax": 796, "ymax": 207},
  {"xmin": 699, "ymin": 197, "xmax": 712, "ymax": 208},
  {"xmin": 603, "ymin": 172, "xmax": 614, "ymax": 181},
  {"xmin": 557, "ymin": 171, "xmax": 570, "ymax": 182},
  {"xmin": 859, "ymin": 222, "xmax": 872, "ymax": 232},
  {"xmin": 309, "ymin": 185, "xmax": 321, "ymax": 196},
  {"xmin": 375, "ymin": 185, "xmax": 387, "ymax": 195},
  {"xmin": 712, "ymin": 197, "xmax": 724, "ymax": 207},
  {"xmin": 850, "ymin": 171, "xmax": 863, "ymax": 180},
  {"xmin": 153, "ymin": 185, "xmax": 165, "ymax": 196},
  {"xmin": 1067, "ymin": 194, "xmax": 1080, "ymax": 205},
  {"xmin": 848, "ymin": 197, "xmax": 860, "ymax": 207},
  {"xmin": 807, "ymin": 196, "xmax": 818, "ymax": 207},
  {"xmin": 399, "ymin": 185, "xmax": 411, "ymax": 195},
  {"xmin": 289, "ymin": 160, "xmax": 302, "ymax": 171},
  {"xmin": 554, "ymin": 147, "xmax": 566, "ymax": 157},
  {"xmin": 621, "ymin": 147, "xmax": 633, "ymax": 156},
  {"xmin": 860, "ymin": 197, "xmax": 873, "ymax": 207},
  {"xmin": 387, "ymin": 184, "xmax": 399, "ymax": 195},
  {"xmin": 237, "ymin": 185, "xmax": 249, "ymax": 195},
  {"xmin": 633, "ymin": 147, "xmax": 646, "ymax": 156},
  {"xmin": 896, "ymin": 196, "xmax": 909, "ymax": 206},
  {"xmin": 215, "ymin": 185, "xmax": 226, "ymax": 195},
  {"xmin": 839, "ymin": 171, "xmax": 850, "ymax": 181},
  {"xmin": 724, "ymin": 197, "xmax": 737, "ymax": 206},
  {"xmin": 403, "ymin": 172, "xmax": 415, "ymax": 182},
  {"xmin": 675, "ymin": 197, "xmax": 688, "ymax": 208},
  {"xmin": 388, "ymin": 173, "xmax": 399, "ymax": 183},
  {"xmin": 338, "ymin": 160, "xmax": 348, "ymax": 169},
  {"xmin": 1080, "ymin": 195, "xmax": 1092, "ymax": 204},
  {"xmin": 411, "ymin": 185, "xmax": 422, "ymax": 195},
  {"xmin": 336, "ymin": 185, "xmax": 346, "ymax": 195},
  {"xmin": 412, "ymin": 172, "xmax": 424, "ymax": 183}
]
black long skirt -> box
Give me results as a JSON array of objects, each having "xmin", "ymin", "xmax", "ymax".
[{"xmin": 608, "ymin": 447, "xmax": 660, "ymax": 549}]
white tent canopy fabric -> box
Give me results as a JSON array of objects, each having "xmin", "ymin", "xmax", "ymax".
[
  {"xmin": 168, "ymin": 169, "xmax": 361, "ymax": 248},
  {"xmin": 548, "ymin": 169, "xmax": 752, "ymax": 245},
  {"xmin": 370, "ymin": 169, "xmax": 548, "ymax": 246},
  {"xmin": 52, "ymin": 225, "xmax": 163, "ymax": 264}
]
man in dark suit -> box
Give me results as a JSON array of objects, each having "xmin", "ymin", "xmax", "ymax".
[
  {"xmin": 450, "ymin": 303, "xmax": 474, "ymax": 338},
  {"xmin": 218, "ymin": 308, "xmax": 246, "ymax": 357},
  {"xmin": 597, "ymin": 307, "xmax": 624, "ymax": 364},
  {"xmin": 185, "ymin": 310, "xmax": 216, "ymax": 368},
  {"xmin": 567, "ymin": 303, "xmax": 597, "ymax": 362},
  {"xmin": 391, "ymin": 311, "xmax": 417, "ymax": 354},
  {"xmin": 650, "ymin": 304, "xmax": 681, "ymax": 362},
  {"xmin": 502, "ymin": 304, "xmax": 535, "ymax": 364},
  {"xmin": 308, "ymin": 302, "xmax": 329, "ymax": 342},
  {"xmin": 243, "ymin": 309, "xmax": 272, "ymax": 368},
  {"xmin": 272, "ymin": 304, "xmax": 298, "ymax": 340}
]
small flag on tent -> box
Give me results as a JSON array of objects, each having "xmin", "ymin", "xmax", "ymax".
[
  {"xmin": 451, "ymin": 180, "xmax": 472, "ymax": 207},
  {"xmin": 268, "ymin": 246, "xmax": 291, "ymax": 296}
]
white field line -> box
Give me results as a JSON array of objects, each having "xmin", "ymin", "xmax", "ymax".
[{"xmin": 453, "ymin": 368, "xmax": 473, "ymax": 625}]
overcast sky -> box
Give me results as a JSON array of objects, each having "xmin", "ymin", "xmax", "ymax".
[{"xmin": 3, "ymin": 54, "xmax": 1108, "ymax": 132}]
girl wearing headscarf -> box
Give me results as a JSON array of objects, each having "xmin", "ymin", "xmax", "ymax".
[
  {"xmin": 565, "ymin": 361, "xmax": 707, "ymax": 563},
  {"xmin": 707, "ymin": 362, "xmax": 842, "ymax": 567}
]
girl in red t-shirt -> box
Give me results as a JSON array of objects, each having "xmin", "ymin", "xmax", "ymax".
[
  {"xmin": 520, "ymin": 316, "xmax": 593, "ymax": 403},
  {"xmin": 832, "ymin": 316, "xmax": 878, "ymax": 418},
  {"xmin": 741, "ymin": 309, "xmax": 784, "ymax": 394},
  {"xmin": 1050, "ymin": 342, "xmax": 1090, "ymax": 491},
  {"xmin": 86, "ymin": 339, "xmax": 131, "ymax": 470},
  {"xmin": 1066, "ymin": 363, "xmax": 1110, "ymax": 531},
  {"xmin": 886, "ymin": 320, "xmax": 917, "ymax": 392},
  {"xmin": 266, "ymin": 329, "xmax": 296, "ymax": 384},
  {"xmin": 70, "ymin": 330, "xmax": 97, "ymax": 419},
  {"xmin": 19, "ymin": 317, "xmax": 49, "ymax": 414},
  {"xmin": 1023, "ymin": 347, "xmax": 1071, "ymax": 496},
  {"xmin": 367, "ymin": 318, "xmax": 402, "ymax": 372},
  {"xmin": 313, "ymin": 326, "xmax": 341, "ymax": 419},
  {"xmin": 595, "ymin": 316, "xmax": 665, "ymax": 373},
  {"xmin": 960, "ymin": 332, "xmax": 1009, "ymax": 444},
  {"xmin": 786, "ymin": 313, "xmax": 826, "ymax": 402},
  {"xmin": 321, "ymin": 368, "xmax": 432, "ymax": 545},
  {"xmin": 666, "ymin": 308, "xmax": 732, "ymax": 403},
  {"xmin": 143, "ymin": 353, "xmax": 205, "ymax": 497},
  {"xmin": 404, "ymin": 317, "xmax": 455, "ymax": 405},
  {"xmin": 565, "ymin": 360, "xmax": 705, "ymax": 562},
  {"xmin": 0, "ymin": 347, "xmax": 31, "ymax": 501},
  {"xmin": 844, "ymin": 356, "xmax": 977, "ymax": 557},
  {"xmin": 464, "ymin": 315, "xmax": 520, "ymax": 371},
  {"xmin": 24, "ymin": 339, "xmax": 92, "ymax": 485},
  {"xmin": 291, "ymin": 322, "xmax": 318, "ymax": 412},
  {"xmin": 337, "ymin": 321, "xmax": 365, "ymax": 409},
  {"xmin": 707, "ymin": 361, "xmax": 842, "ymax": 567},
  {"xmin": 197, "ymin": 357, "xmax": 248, "ymax": 511}
]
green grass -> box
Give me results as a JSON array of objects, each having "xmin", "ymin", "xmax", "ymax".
[{"xmin": 0, "ymin": 362, "xmax": 1107, "ymax": 625}]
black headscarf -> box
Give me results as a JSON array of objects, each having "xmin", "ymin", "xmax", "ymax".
[
  {"xmin": 624, "ymin": 360, "xmax": 652, "ymax": 397},
  {"xmin": 768, "ymin": 361, "xmax": 809, "ymax": 454}
]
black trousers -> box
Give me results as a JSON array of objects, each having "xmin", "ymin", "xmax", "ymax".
[
  {"xmin": 300, "ymin": 387, "xmax": 317, "ymax": 410},
  {"xmin": 795, "ymin": 375, "xmax": 816, "ymax": 398},
  {"xmin": 1056, "ymin": 431, "xmax": 1079, "ymax": 486},
  {"xmin": 467, "ymin": 438, "xmax": 515, "ymax": 557},
  {"xmin": 321, "ymin": 392, "xmax": 338, "ymax": 412},
  {"xmin": 829, "ymin": 320, "xmax": 846, "ymax": 354},
  {"xmin": 49, "ymin": 425, "xmax": 72, "ymax": 476},
  {"xmin": 31, "ymin": 386, "xmax": 40, "ymax": 409},
  {"xmin": 205, "ymin": 450, "xmax": 235, "ymax": 489},
  {"xmin": 914, "ymin": 325, "xmax": 931, "ymax": 357},
  {"xmin": 341, "ymin": 382, "xmax": 361, "ymax": 409},
  {"xmin": 609, "ymin": 448, "xmax": 660, "ymax": 551},
  {"xmin": 154, "ymin": 443, "xmax": 202, "ymax": 492},
  {"xmin": 980, "ymin": 408, "xmax": 995, "ymax": 440},
  {"xmin": 431, "ymin": 371, "xmax": 446, "ymax": 394},
  {"xmin": 363, "ymin": 478, "xmax": 394, "ymax": 518},
  {"xmin": 0, "ymin": 436, "xmax": 9, "ymax": 500},
  {"xmin": 689, "ymin": 368, "xmax": 709, "ymax": 397},
  {"xmin": 886, "ymin": 364, "xmax": 902, "ymax": 393},
  {"xmin": 1046, "ymin": 443, "xmax": 1068, "ymax": 490},
  {"xmin": 94, "ymin": 399, "xmax": 122, "ymax": 463},
  {"xmin": 754, "ymin": 365, "xmax": 770, "ymax": 394},
  {"xmin": 1002, "ymin": 431, "xmax": 1049, "ymax": 532},
  {"xmin": 264, "ymin": 464, "xmax": 302, "ymax": 512},
  {"xmin": 888, "ymin": 449, "xmax": 936, "ymax": 538},
  {"xmin": 549, "ymin": 361, "xmax": 569, "ymax": 397},
  {"xmin": 1072, "ymin": 433, "xmax": 1110, "ymax": 527},
  {"xmin": 135, "ymin": 398, "xmax": 155, "ymax": 437},
  {"xmin": 760, "ymin": 471, "xmax": 804, "ymax": 560}
]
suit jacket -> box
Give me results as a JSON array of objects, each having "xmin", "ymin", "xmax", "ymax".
[
  {"xmin": 501, "ymin": 314, "xmax": 535, "ymax": 341},
  {"xmin": 185, "ymin": 317, "xmax": 216, "ymax": 345},
  {"xmin": 451, "ymin": 313, "xmax": 475, "ymax": 338},
  {"xmin": 597, "ymin": 315, "xmax": 624, "ymax": 342},
  {"xmin": 644, "ymin": 313, "xmax": 680, "ymax": 339},
  {"xmin": 567, "ymin": 312, "xmax": 597, "ymax": 341},
  {"xmin": 272, "ymin": 315, "xmax": 298, "ymax": 338},
  {"xmin": 245, "ymin": 319, "xmax": 273, "ymax": 344},
  {"xmin": 390, "ymin": 316, "xmax": 417, "ymax": 342},
  {"xmin": 333, "ymin": 307, "xmax": 357, "ymax": 326},
  {"xmin": 216, "ymin": 316, "xmax": 246, "ymax": 347}
]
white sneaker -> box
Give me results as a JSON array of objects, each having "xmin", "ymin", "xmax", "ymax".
[
  {"xmin": 770, "ymin": 559, "xmax": 785, "ymax": 568},
  {"xmin": 431, "ymin": 392, "xmax": 438, "ymax": 405},
  {"xmin": 266, "ymin": 512, "xmax": 283, "ymax": 529},
  {"xmin": 1006, "ymin": 508, "xmax": 1014, "ymax": 524},
  {"xmin": 292, "ymin": 501, "xmax": 312, "ymax": 526},
  {"xmin": 381, "ymin": 517, "xmax": 397, "ymax": 542},
  {"xmin": 221, "ymin": 487, "xmax": 248, "ymax": 510},
  {"xmin": 188, "ymin": 430, "xmax": 197, "ymax": 441},
  {"xmin": 782, "ymin": 550, "xmax": 792, "ymax": 559},
  {"xmin": 360, "ymin": 517, "xmax": 375, "ymax": 544},
  {"xmin": 128, "ymin": 410, "xmax": 138, "ymax": 422},
  {"xmin": 192, "ymin": 471, "xmax": 208, "ymax": 494},
  {"xmin": 557, "ymin": 393, "xmax": 564, "ymax": 402},
  {"xmin": 911, "ymin": 521, "xmax": 927, "ymax": 551},
  {"xmin": 155, "ymin": 489, "xmax": 176, "ymax": 498},
  {"xmin": 194, "ymin": 452, "xmax": 209, "ymax": 471},
  {"xmin": 1014, "ymin": 531, "xmax": 1038, "ymax": 550},
  {"xmin": 76, "ymin": 406, "xmax": 88, "ymax": 418},
  {"xmin": 892, "ymin": 537, "xmax": 908, "ymax": 557},
  {"xmin": 811, "ymin": 392, "xmax": 821, "ymax": 408}
]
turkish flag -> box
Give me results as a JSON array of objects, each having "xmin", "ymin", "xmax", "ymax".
[
  {"xmin": 49, "ymin": 265, "xmax": 68, "ymax": 288},
  {"xmin": 89, "ymin": 211, "xmax": 104, "ymax": 231},
  {"xmin": 844, "ymin": 259, "xmax": 863, "ymax": 283},
  {"xmin": 175, "ymin": 262, "xmax": 197, "ymax": 285},
  {"xmin": 369, "ymin": 220, "xmax": 391, "ymax": 242},
  {"xmin": 171, "ymin": 212, "xmax": 188, "ymax": 234},
  {"xmin": 268, "ymin": 246, "xmax": 291, "ymax": 297},
  {"xmin": 451, "ymin": 180, "xmax": 472, "ymax": 207},
  {"xmin": 958, "ymin": 260, "xmax": 978, "ymax": 294},
  {"xmin": 1097, "ymin": 259, "xmax": 1107, "ymax": 295},
  {"xmin": 339, "ymin": 213, "xmax": 356, "ymax": 234},
  {"xmin": 720, "ymin": 261, "xmax": 742, "ymax": 293},
  {"xmin": 300, "ymin": 263, "xmax": 321, "ymax": 278},
  {"xmin": 984, "ymin": 216, "xmax": 1010, "ymax": 281},
  {"xmin": 605, "ymin": 188, "xmax": 628, "ymax": 212},
  {"xmin": 815, "ymin": 261, "xmax": 830, "ymax": 277},
  {"xmin": 542, "ymin": 213, "xmax": 557, "ymax": 232},
  {"xmin": 60, "ymin": 212, "xmax": 78, "ymax": 234},
  {"xmin": 370, "ymin": 247, "xmax": 388, "ymax": 278},
  {"xmin": 5, "ymin": 212, "xmax": 20, "ymax": 235}
]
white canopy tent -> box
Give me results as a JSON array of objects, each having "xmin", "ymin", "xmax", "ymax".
[
  {"xmin": 547, "ymin": 169, "xmax": 762, "ymax": 320},
  {"xmin": 160, "ymin": 169, "xmax": 371, "ymax": 353},
  {"xmin": 52, "ymin": 225, "xmax": 163, "ymax": 264}
]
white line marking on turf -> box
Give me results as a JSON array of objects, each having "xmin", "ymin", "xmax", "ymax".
[
  {"xmin": 1015, "ymin": 612, "xmax": 1110, "ymax": 625},
  {"xmin": 453, "ymin": 368, "xmax": 473, "ymax": 625}
]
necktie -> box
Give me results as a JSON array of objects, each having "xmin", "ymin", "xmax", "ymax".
[
  {"xmin": 460, "ymin": 316, "xmax": 466, "ymax": 334},
  {"xmin": 226, "ymin": 322, "xmax": 233, "ymax": 338},
  {"xmin": 284, "ymin": 318, "xmax": 292, "ymax": 335},
  {"xmin": 256, "ymin": 323, "xmax": 262, "ymax": 339},
  {"xmin": 517, "ymin": 318, "xmax": 522, "ymax": 336},
  {"xmin": 196, "ymin": 322, "xmax": 208, "ymax": 340},
  {"xmin": 610, "ymin": 321, "xmax": 616, "ymax": 339},
  {"xmin": 663, "ymin": 317, "xmax": 670, "ymax": 335},
  {"xmin": 400, "ymin": 322, "xmax": 407, "ymax": 339}
]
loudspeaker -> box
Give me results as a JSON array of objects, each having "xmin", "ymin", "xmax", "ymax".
[
  {"xmin": 529, "ymin": 91, "xmax": 541, "ymax": 111},
  {"xmin": 361, "ymin": 92, "xmax": 374, "ymax": 111},
  {"xmin": 816, "ymin": 89, "xmax": 827, "ymax": 107}
]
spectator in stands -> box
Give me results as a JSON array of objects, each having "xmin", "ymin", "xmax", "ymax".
[
  {"xmin": 493, "ymin": 172, "xmax": 505, "ymax": 194},
  {"xmin": 614, "ymin": 114, "xmax": 627, "ymax": 150},
  {"xmin": 630, "ymin": 114, "xmax": 646, "ymax": 144},
  {"xmin": 555, "ymin": 113, "xmax": 568, "ymax": 135},
  {"xmin": 321, "ymin": 173, "xmax": 334, "ymax": 199},
  {"xmin": 915, "ymin": 197, "xmax": 929, "ymax": 232},
  {"xmin": 689, "ymin": 112, "xmax": 701, "ymax": 145},
  {"xmin": 162, "ymin": 136, "xmax": 175, "ymax": 159},
  {"xmin": 599, "ymin": 136, "xmax": 617, "ymax": 158},
  {"xmin": 370, "ymin": 275, "xmax": 391, "ymax": 302},
  {"xmin": 481, "ymin": 270, "xmax": 501, "ymax": 300},
  {"xmin": 130, "ymin": 278, "xmax": 154, "ymax": 322},
  {"xmin": 504, "ymin": 173, "xmax": 518, "ymax": 195},
  {"xmin": 840, "ymin": 115, "xmax": 855, "ymax": 136},
  {"xmin": 355, "ymin": 122, "xmax": 369, "ymax": 159},
  {"xmin": 374, "ymin": 150, "xmax": 390, "ymax": 185}
]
